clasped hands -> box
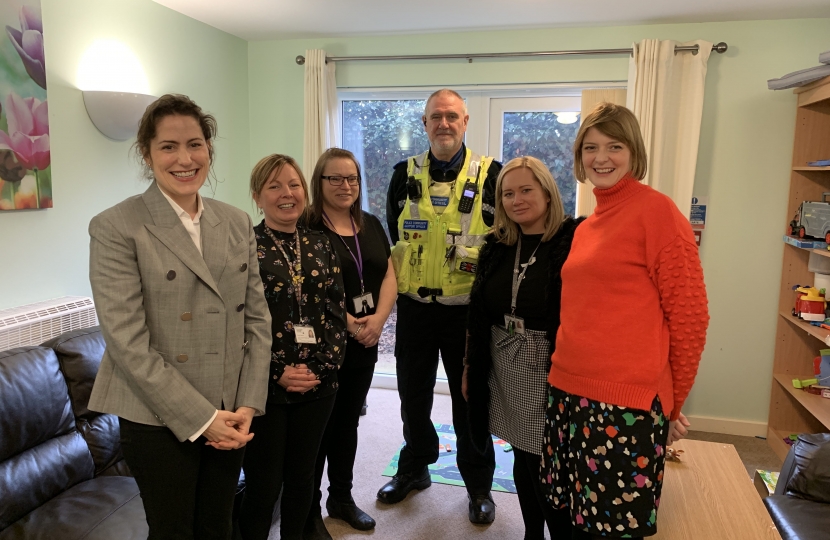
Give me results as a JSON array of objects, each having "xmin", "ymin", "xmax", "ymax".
[
  {"xmin": 204, "ymin": 406, "xmax": 256, "ymax": 451},
  {"xmin": 348, "ymin": 314, "xmax": 383, "ymax": 347}
]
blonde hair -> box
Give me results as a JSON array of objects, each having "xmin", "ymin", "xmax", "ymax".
[
  {"xmin": 249, "ymin": 154, "xmax": 309, "ymax": 216},
  {"xmin": 573, "ymin": 102, "xmax": 647, "ymax": 183},
  {"xmin": 493, "ymin": 156, "xmax": 565, "ymax": 246}
]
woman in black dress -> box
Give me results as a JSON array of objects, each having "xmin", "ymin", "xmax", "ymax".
[
  {"xmin": 306, "ymin": 148, "xmax": 397, "ymax": 537},
  {"xmin": 238, "ymin": 154, "xmax": 347, "ymax": 540},
  {"xmin": 464, "ymin": 156, "xmax": 580, "ymax": 540}
]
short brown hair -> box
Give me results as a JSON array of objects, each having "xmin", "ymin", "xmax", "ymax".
[
  {"xmin": 249, "ymin": 154, "xmax": 309, "ymax": 216},
  {"xmin": 308, "ymin": 148, "xmax": 363, "ymax": 230},
  {"xmin": 493, "ymin": 156, "xmax": 565, "ymax": 245},
  {"xmin": 573, "ymin": 102, "xmax": 647, "ymax": 183},
  {"xmin": 132, "ymin": 94, "xmax": 217, "ymax": 180}
]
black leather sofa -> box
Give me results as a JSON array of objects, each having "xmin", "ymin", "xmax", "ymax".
[
  {"xmin": 764, "ymin": 433, "xmax": 830, "ymax": 540},
  {"xmin": 0, "ymin": 326, "xmax": 246, "ymax": 539}
]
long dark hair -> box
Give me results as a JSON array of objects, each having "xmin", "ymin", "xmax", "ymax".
[{"xmin": 308, "ymin": 148, "xmax": 363, "ymax": 230}]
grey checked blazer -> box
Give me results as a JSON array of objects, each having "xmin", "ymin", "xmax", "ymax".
[{"xmin": 88, "ymin": 183, "xmax": 272, "ymax": 441}]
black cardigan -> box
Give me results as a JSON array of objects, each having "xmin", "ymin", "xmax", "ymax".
[{"xmin": 466, "ymin": 217, "xmax": 582, "ymax": 454}]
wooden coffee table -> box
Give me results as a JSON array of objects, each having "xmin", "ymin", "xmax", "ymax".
[{"xmin": 653, "ymin": 439, "xmax": 781, "ymax": 540}]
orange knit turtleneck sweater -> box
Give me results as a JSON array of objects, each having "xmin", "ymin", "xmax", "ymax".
[{"xmin": 548, "ymin": 176, "xmax": 709, "ymax": 421}]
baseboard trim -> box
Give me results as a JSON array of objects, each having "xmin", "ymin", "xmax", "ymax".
[
  {"xmin": 684, "ymin": 415, "xmax": 768, "ymax": 438},
  {"xmin": 370, "ymin": 373, "xmax": 450, "ymax": 395}
]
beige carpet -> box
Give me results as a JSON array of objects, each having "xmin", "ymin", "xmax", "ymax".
[{"xmin": 268, "ymin": 388, "xmax": 781, "ymax": 539}]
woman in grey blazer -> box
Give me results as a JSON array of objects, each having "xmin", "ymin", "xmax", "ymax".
[{"xmin": 88, "ymin": 94, "xmax": 271, "ymax": 540}]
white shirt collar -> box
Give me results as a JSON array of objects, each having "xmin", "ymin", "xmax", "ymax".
[{"xmin": 160, "ymin": 190, "xmax": 204, "ymax": 223}]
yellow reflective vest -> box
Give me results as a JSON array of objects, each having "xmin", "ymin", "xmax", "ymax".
[{"xmin": 390, "ymin": 148, "xmax": 494, "ymax": 304}]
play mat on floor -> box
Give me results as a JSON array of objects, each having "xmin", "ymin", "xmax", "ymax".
[{"xmin": 382, "ymin": 423, "xmax": 517, "ymax": 493}]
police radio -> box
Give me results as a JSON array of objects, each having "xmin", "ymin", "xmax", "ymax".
[
  {"xmin": 407, "ymin": 176, "xmax": 423, "ymax": 201},
  {"xmin": 458, "ymin": 181, "xmax": 478, "ymax": 214}
]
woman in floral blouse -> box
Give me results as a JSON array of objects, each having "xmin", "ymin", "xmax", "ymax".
[{"xmin": 239, "ymin": 154, "xmax": 347, "ymax": 540}]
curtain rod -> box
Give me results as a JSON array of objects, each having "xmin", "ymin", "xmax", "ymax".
[{"xmin": 295, "ymin": 42, "xmax": 727, "ymax": 65}]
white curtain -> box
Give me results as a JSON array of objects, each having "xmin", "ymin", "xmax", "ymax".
[
  {"xmin": 576, "ymin": 88, "xmax": 627, "ymax": 217},
  {"xmin": 626, "ymin": 39, "xmax": 711, "ymax": 218},
  {"xmin": 302, "ymin": 49, "xmax": 340, "ymax": 180}
]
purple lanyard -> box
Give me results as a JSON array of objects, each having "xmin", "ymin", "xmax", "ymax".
[{"xmin": 322, "ymin": 211, "xmax": 365, "ymax": 294}]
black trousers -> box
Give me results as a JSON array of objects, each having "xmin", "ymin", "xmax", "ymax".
[
  {"xmin": 513, "ymin": 447, "xmax": 573, "ymax": 540},
  {"xmin": 239, "ymin": 394, "xmax": 335, "ymax": 540},
  {"xmin": 312, "ymin": 362, "xmax": 375, "ymax": 507},
  {"xmin": 394, "ymin": 295, "xmax": 495, "ymax": 494},
  {"xmin": 118, "ymin": 418, "xmax": 244, "ymax": 540}
]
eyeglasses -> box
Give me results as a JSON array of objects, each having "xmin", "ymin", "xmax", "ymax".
[{"xmin": 321, "ymin": 175, "xmax": 360, "ymax": 186}]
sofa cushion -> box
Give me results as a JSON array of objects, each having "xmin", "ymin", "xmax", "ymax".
[
  {"xmin": 764, "ymin": 495, "xmax": 830, "ymax": 540},
  {"xmin": 42, "ymin": 327, "xmax": 128, "ymax": 476},
  {"xmin": 0, "ymin": 476, "xmax": 147, "ymax": 540},
  {"xmin": 0, "ymin": 347, "xmax": 94, "ymax": 530},
  {"xmin": 786, "ymin": 433, "xmax": 830, "ymax": 504}
]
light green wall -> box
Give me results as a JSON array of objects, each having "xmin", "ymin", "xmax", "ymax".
[
  {"xmin": 0, "ymin": 0, "xmax": 250, "ymax": 310},
  {"xmin": 249, "ymin": 19, "xmax": 830, "ymax": 425}
]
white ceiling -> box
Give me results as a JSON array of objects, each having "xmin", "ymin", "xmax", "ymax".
[{"xmin": 152, "ymin": 0, "xmax": 830, "ymax": 41}]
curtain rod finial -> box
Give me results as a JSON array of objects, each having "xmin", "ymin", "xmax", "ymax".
[
  {"xmin": 714, "ymin": 42, "xmax": 728, "ymax": 54},
  {"xmin": 296, "ymin": 55, "xmax": 306, "ymax": 65}
]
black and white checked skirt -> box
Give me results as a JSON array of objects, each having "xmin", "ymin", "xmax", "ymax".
[{"xmin": 488, "ymin": 325, "xmax": 551, "ymax": 455}]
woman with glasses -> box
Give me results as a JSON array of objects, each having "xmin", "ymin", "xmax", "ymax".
[
  {"xmin": 305, "ymin": 148, "xmax": 396, "ymax": 537},
  {"xmin": 238, "ymin": 154, "xmax": 347, "ymax": 540}
]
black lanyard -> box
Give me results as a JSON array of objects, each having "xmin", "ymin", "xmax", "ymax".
[{"xmin": 264, "ymin": 227, "xmax": 304, "ymax": 321}]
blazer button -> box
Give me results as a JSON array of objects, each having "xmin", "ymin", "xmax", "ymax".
[
  {"xmin": 176, "ymin": 354, "xmax": 188, "ymax": 363},
  {"xmin": 166, "ymin": 270, "xmax": 176, "ymax": 280},
  {"xmin": 236, "ymin": 303, "xmax": 245, "ymax": 312},
  {"xmin": 181, "ymin": 312, "xmax": 192, "ymax": 321},
  {"xmin": 240, "ymin": 263, "xmax": 248, "ymax": 272}
]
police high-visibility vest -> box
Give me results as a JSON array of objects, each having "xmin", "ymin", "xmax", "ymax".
[{"xmin": 391, "ymin": 148, "xmax": 494, "ymax": 304}]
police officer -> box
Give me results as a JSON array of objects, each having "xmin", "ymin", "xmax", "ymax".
[{"xmin": 379, "ymin": 89, "xmax": 499, "ymax": 524}]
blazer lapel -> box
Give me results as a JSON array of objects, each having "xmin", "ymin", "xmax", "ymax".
[
  {"xmin": 142, "ymin": 184, "xmax": 221, "ymax": 297},
  {"xmin": 200, "ymin": 200, "xmax": 229, "ymax": 286}
]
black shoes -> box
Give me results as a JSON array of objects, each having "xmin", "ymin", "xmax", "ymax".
[
  {"xmin": 468, "ymin": 492, "xmax": 496, "ymax": 524},
  {"xmin": 325, "ymin": 497, "xmax": 376, "ymax": 531},
  {"xmin": 376, "ymin": 466, "xmax": 432, "ymax": 504},
  {"xmin": 303, "ymin": 510, "xmax": 332, "ymax": 540}
]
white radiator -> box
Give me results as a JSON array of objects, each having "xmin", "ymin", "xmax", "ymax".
[{"xmin": 0, "ymin": 296, "xmax": 98, "ymax": 351}]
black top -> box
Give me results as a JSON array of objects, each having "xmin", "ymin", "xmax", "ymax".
[
  {"xmin": 385, "ymin": 143, "xmax": 503, "ymax": 244},
  {"xmin": 465, "ymin": 218, "xmax": 582, "ymax": 453},
  {"xmin": 481, "ymin": 233, "xmax": 552, "ymax": 332},
  {"xmin": 308, "ymin": 212, "xmax": 392, "ymax": 369},
  {"xmin": 254, "ymin": 221, "xmax": 347, "ymax": 404}
]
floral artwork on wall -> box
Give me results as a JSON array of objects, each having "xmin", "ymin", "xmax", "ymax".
[{"xmin": 0, "ymin": 1, "xmax": 48, "ymax": 211}]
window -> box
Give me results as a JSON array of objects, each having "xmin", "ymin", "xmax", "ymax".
[{"xmin": 340, "ymin": 87, "xmax": 595, "ymax": 384}]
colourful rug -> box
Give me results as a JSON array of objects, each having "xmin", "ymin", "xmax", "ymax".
[{"xmin": 382, "ymin": 423, "xmax": 517, "ymax": 493}]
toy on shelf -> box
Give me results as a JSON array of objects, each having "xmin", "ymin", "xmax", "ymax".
[
  {"xmin": 787, "ymin": 193, "xmax": 830, "ymax": 243},
  {"xmin": 792, "ymin": 286, "xmax": 827, "ymax": 321}
]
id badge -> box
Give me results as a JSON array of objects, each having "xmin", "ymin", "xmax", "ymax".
[
  {"xmin": 294, "ymin": 325, "xmax": 317, "ymax": 344},
  {"xmin": 353, "ymin": 292, "xmax": 374, "ymax": 314},
  {"xmin": 504, "ymin": 314, "xmax": 525, "ymax": 335}
]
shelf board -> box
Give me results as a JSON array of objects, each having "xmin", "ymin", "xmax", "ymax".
[
  {"xmin": 779, "ymin": 310, "xmax": 830, "ymax": 345},
  {"xmin": 773, "ymin": 373, "xmax": 830, "ymax": 429},
  {"xmin": 812, "ymin": 249, "xmax": 830, "ymax": 258},
  {"xmin": 766, "ymin": 427, "xmax": 793, "ymax": 462},
  {"xmin": 794, "ymin": 166, "xmax": 830, "ymax": 171}
]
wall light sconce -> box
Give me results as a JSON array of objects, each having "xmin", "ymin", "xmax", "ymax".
[
  {"xmin": 82, "ymin": 91, "xmax": 157, "ymax": 141},
  {"xmin": 77, "ymin": 40, "xmax": 155, "ymax": 141}
]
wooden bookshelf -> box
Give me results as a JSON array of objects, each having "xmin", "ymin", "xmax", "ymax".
[{"xmin": 770, "ymin": 76, "xmax": 830, "ymax": 460}]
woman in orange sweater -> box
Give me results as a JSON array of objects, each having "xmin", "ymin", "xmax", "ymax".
[{"xmin": 541, "ymin": 102, "xmax": 709, "ymax": 539}]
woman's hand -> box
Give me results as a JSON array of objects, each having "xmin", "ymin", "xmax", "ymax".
[
  {"xmin": 277, "ymin": 363, "xmax": 320, "ymax": 393},
  {"xmin": 345, "ymin": 313, "xmax": 362, "ymax": 337},
  {"xmin": 462, "ymin": 365, "xmax": 469, "ymax": 401},
  {"xmin": 353, "ymin": 313, "xmax": 385, "ymax": 347},
  {"xmin": 668, "ymin": 412, "xmax": 691, "ymax": 445},
  {"xmin": 204, "ymin": 410, "xmax": 254, "ymax": 450}
]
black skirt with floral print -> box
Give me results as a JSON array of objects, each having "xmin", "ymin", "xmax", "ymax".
[{"xmin": 541, "ymin": 386, "xmax": 669, "ymax": 538}]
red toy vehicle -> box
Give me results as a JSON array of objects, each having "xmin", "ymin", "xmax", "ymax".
[{"xmin": 793, "ymin": 285, "xmax": 827, "ymax": 322}]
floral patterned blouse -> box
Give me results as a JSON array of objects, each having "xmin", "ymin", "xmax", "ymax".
[{"xmin": 255, "ymin": 221, "xmax": 347, "ymax": 404}]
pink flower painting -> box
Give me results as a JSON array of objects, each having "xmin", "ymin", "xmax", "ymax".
[{"xmin": 0, "ymin": 2, "xmax": 50, "ymax": 211}]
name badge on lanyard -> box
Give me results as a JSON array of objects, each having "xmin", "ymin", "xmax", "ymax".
[
  {"xmin": 353, "ymin": 292, "xmax": 374, "ymax": 314},
  {"xmin": 323, "ymin": 210, "xmax": 375, "ymax": 316},
  {"xmin": 294, "ymin": 325, "xmax": 317, "ymax": 344}
]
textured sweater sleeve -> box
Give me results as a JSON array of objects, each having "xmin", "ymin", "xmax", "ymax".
[{"xmin": 651, "ymin": 236, "xmax": 709, "ymax": 421}]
